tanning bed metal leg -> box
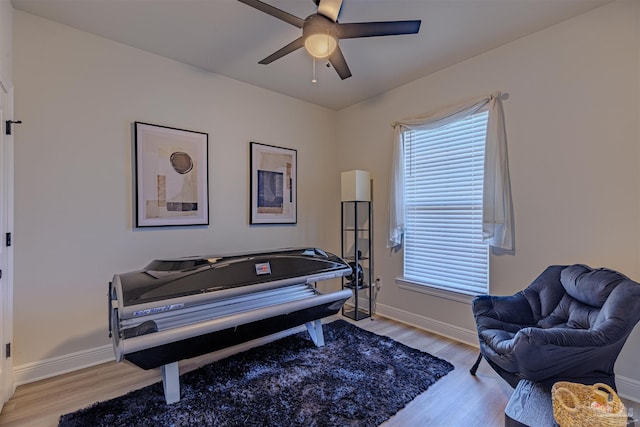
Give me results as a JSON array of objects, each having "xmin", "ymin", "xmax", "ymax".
[
  {"xmin": 160, "ymin": 322, "xmax": 323, "ymax": 403},
  {"xmin": 161, "ymin": 361, "xmax": 180, "ymax": 404},
  {"xmin": 305, "ymin": 319, "xmax": 325, "ymax": 347}
]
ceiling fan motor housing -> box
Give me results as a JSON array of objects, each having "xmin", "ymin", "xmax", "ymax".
[{"xmin": 303, "ymin": 14, "xmax": 339, "ymax": 40}]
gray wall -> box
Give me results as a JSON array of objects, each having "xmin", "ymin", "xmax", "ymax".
[
  {"xmin": 337, "ymin": 0, "xmax": 640, "ymax": 398},
  {"xmin": 13, "ymin": 10, "xmax": 340, "ymax": 369}
]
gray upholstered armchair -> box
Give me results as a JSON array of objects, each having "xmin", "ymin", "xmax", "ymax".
[{"xmin": 470, "ymin": 264, "xmax": 640, "ymax": 389}]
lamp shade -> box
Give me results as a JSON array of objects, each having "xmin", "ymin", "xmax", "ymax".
[
  {"xmin": 304, "ymin": 33, "xmax": 337, "ymax": 59},
  {"xmin": 341, "ymin": 170, "xmax": 370, "ymax": 201},
  {"xmin": 302, "ymin": 14, "xmax": 338, "ymax": 59}
]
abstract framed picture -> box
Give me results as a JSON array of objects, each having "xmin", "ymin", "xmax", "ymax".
[
  {"xmin": 250, "ymin": 142, "xmax": 297, "ymax": 224},
  {"xmin": 134, "ymin": 122, "xmax": 209, "ymax": 227}
]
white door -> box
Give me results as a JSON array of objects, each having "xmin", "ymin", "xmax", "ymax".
[{"xmin": 0, "ymin": 78, "xmax": 15, "ymax": 410}]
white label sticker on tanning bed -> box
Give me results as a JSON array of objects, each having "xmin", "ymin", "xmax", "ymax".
[
  {"xmin": 133, "ymin": 303, "xmax": 184, "ymax": 317},
  {"xmin": 255, "ymin": 262, "xmax": 271, "ymax": 275}
]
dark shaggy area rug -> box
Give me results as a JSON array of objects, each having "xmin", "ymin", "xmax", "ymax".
[{"xmin": 59, "ymin": 320, "xmax": 454, "ymax": 427}]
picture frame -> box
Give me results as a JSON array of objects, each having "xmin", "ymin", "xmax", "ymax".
[
  {"xmin": 134, "ymin": 122, "xmax": 209, "ymax": 227},
  {"xmin": 250, "ymin": 142, "xmax": 297, "ymax": 224}
]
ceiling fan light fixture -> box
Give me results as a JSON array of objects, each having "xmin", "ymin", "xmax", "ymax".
[
  {"xmin": 238, "ymin": 0, "xmax": 421, "ymax": 80},
  {"xmin": 304, "ymin": 32, "xmax": 337, "ymax": 59}
]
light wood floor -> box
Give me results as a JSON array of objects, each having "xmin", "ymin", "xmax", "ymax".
[{"xmin": 0, "ymin": 316, "xmax": 514, "ymax": 426}]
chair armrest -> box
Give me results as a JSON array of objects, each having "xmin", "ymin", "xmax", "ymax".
[
  {"xmin": 511, "ymin": 327, "xmax": 617, "ymax": 385},
  {"xmin": 517, "ymin": 327, "xmax": 606, "ymax": 348},
  {"xmin": 472, "ymin": 292, "xmax": 536, "ymax": 326}
]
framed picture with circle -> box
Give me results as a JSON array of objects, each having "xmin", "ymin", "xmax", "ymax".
[{"xmin": 134, "ymin": 122, "xmax": 209, "ymax": 227}]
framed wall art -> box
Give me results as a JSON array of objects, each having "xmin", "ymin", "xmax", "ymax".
[
  {"xmin": 250, "ymin": 142, "xmax": 297, "ymax": 224},
  {"xmin": 134, "ymin": 122, "xmax": 209, "ymax": 227}
]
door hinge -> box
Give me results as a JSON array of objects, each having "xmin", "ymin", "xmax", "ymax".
[
  {"xmin": 5, "ymin": 343, "xmax": 10, "ymax": 358},
  {"xmin": 5, "ymin": 232, "xmax": 11, "ymax": 247}
]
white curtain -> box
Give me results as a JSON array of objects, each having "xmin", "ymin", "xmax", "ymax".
[{"xmin": 387, "ymin": 91, "xmax": 514, "ymax": 253}]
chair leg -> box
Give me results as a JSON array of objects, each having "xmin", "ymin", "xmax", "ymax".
[{"xmin": 470, "ymin": 353, "xmax": 483, "ymax": 376}]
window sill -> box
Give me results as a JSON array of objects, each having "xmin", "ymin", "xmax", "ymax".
[{"xmin": 396, "ymin": 278, "xmax": 477, "ymax": 305}]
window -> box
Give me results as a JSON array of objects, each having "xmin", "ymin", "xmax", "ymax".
[{"xmin": 403, "ymin": 110, "xmax": 489, "ymax": 296}]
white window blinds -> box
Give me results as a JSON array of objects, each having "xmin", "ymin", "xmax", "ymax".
[{"xmin": 403, "ymin": 110, "xmax": 489, "ymax": 295}]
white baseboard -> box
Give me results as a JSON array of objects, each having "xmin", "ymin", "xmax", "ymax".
[
  {"xmin": 617, "ymin": 375, "xmax": 640, "ymax": 404},
  {"xmin": 374, "ymin": 303, "xmax": 479, "ymax": 347},
  {"xmin": 11, "ymin": 325, "xmax": 309, "ymax": 387},
  {"xmin": 14, "ymin": 344, "xmax": 114, "ymax": 386},
  {"xmin": 374, "ymin": 303, "xmax": 640, "ymax": 403}
]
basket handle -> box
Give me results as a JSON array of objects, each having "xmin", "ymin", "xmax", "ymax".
[
  {"xmin": 593, "ymin": 383, "xmax": 617, "ymax": 398},
  {"xmin": 555, "ymin": 387, "xmax": 580, "ymax": 412}
]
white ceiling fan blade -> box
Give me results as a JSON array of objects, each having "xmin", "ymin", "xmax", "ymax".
[{"xmin": 317, "ymin": 0, "xmax": 342, "ymax": 22}]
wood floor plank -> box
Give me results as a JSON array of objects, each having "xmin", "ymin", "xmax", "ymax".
[{"xmin": 0, "ymin": 316, "xmax": 513, "ymax": 426}]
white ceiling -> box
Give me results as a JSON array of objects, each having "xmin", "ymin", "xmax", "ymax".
[{"xmin": 11, "ymin": 0, "xmax": 613, "ymax": 110}]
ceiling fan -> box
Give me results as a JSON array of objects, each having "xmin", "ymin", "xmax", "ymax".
[{"xmin": 237, "ymin": 0, "xmax": 421, "ymax": 80}]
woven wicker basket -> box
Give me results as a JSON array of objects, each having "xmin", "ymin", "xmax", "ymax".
[{"xmin": 552, "ymin": 381, "xmax": 627, "ymax": 427}]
